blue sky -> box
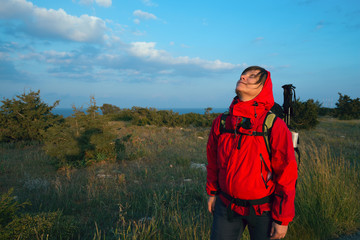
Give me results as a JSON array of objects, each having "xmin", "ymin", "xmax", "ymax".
[{"xmin": 0, "ymin": 0, "xmax": 359, "ymax": 109}]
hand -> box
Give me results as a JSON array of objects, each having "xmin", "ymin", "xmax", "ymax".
[
  {"xmin": 207, "ymin": 196, "xmax": 216, "ymax": 213},
  {"xmin": 270, "ymin": 222, "xmax": 288, "ymax": 239}
]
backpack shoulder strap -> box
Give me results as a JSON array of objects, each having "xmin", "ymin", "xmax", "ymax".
[
  {"xmin": 219, "ymin": 111, "xmax": 231, "ymax": 134},
  {"xmin": 263, "ymin": 111, "xmax": 277, "ymax": 157}
]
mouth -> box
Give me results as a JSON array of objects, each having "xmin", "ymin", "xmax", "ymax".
[{"xmin": 237, "ymin": 81, "xmax": 247, "ymax": 86}]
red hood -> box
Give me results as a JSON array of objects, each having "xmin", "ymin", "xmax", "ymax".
[{"xmin": 229, "ymin": 70, "xmax": 274, "ymax": 119}]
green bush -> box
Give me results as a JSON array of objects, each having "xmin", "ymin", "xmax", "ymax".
[
  {"xmin": 335, "ymin": 93, "xmax": 360, "ymax": 120},
  {"xmin": 292, "ymin": 99, "xmax": 319, "ymax": 130},
  {"xmin": 2, "ymin": 211, "xmax": 74, "ymax": 240},
  {"xmin": 100, "ymin": 103, "xmax": 121, "ymax": 115},
  {"xmin": 43, "ymin": 97, "xmax": 117, "ymax": 167},
  {"xmin": 0, "ymin": 90, "xmax": 63, "ymax": 142},
  {"xmin": 107, "ymin": 105, "xmax": 217, "ymax": 128},
  {"xmin": 0, "ymin": 188, "xmax": 30, "ymax": 227},
  {"xmin": 318, "ymin": 107, "xmax": 335, "ymax": 117},
  {"xmin": 0, "ymin": 189, "xmax": 79, "ymax": 240}
]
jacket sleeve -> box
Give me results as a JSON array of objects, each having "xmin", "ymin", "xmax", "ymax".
[
  {"xmin": 206, "ymin": 115, "xmax": 221, "ymax": 196},
  {"xmin": 270, "ymin": 118, "xmax": 298, "ymax": 225}
]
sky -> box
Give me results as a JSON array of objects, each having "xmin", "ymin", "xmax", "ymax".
[{"xmin": 0, "ymin": 0, "xmax": 359, "ymax": 109}]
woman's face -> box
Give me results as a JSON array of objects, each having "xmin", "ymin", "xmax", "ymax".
[{"xmin": 235, "ymin": 69, "xmax": 264, "ymax": 100}]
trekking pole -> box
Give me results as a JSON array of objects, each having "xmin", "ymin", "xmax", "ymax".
[
  {"xmin": 282, "ymin": 84, "xmax": 295, "ymax": 127},
  {"xmin": 287, "ymin": 107, "xmax": 291, "ymax": 126},
  {"xmin": 282, "ymin": 84, "xmax": 300, "ymax": 166}
]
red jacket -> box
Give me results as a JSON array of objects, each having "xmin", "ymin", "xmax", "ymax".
[{"xmin": 206, "ymin": 71, "xmax": 298, "ymax": 225}]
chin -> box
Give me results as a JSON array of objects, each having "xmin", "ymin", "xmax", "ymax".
[{"xmin": 235, "ymin": 86, "xmax": 245, "ymax": 94}]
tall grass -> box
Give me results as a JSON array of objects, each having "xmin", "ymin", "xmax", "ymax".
[
  {"xmin": 288, "ymin": 118, "xmax": 360, "ymax": 239},
  {"xmin": 290, "ymin": 142, "xmax": 360, "ymax": 239},
  {"xmin": 0, "ymin": 117, "xmax": 359, "ymax": 239}
]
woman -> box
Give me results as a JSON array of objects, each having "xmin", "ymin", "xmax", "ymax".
[{"xmin": 206, "ymin": 66, "xmax": 298, "ymax": 240}]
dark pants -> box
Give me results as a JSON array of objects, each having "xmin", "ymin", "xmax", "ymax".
[{"xmin": 211, "ymin": 199, "xmax": 272, "ymax": 240}]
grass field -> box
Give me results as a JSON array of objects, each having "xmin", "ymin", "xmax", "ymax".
[{"xmin": 0, "ymin": 117, "xmax": 359, "ymax": 239}]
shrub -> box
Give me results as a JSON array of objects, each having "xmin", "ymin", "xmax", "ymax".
[
  {"xmin": 291, "ymin": 99, "xmax": 319, "ymax": 130},
  {"xmin": 335, "ymin": 93, "xmax": 360, "ymax": 120},
  {"xmin": 109, "ymin": 106, "xmax": 217, "ymax": 128},
  {"xmin": 318, "ymin": 107, "xmax": 336, "ymax": 117},
  {"xmin": 100, "ymin": 103, "xmax": 120, "ymax": 115},
  {"xmin": 0, "ymin": 90, "xmax": 63, "ymax": 142},
  {"xmin": 0, "ymin": 189, "xmax": 79, "ymax": 240},
  {"xmin": 43, "ymin": 97, "xmax": 117, "ymax": 167},
  {"xmin": 0, "ymin": 188, "xmax": 30, "ymax": 227}
]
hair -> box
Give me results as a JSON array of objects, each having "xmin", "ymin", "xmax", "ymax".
[{"xmin": 241, "ymin": 66, "xmax": 268, "ymax": 85}]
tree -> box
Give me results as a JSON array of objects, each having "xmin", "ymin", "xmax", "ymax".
[
  {"xmin": 334, "ymin": 93, "xmax": 360, "ymax": 120},
  {"xmin": 204, "ymin": 107, "xmax": 213, "ymax": 115},
  {"xmin": 100, "ymin": 103, "xmax": 120, "ymax": 115},
  {"xmin": 291, "ymin": 99, "xmax": 319, "ymax": 130},
  {"xmin": 0, "ymin": 90, "xmax": 62, "ymax": 142}
]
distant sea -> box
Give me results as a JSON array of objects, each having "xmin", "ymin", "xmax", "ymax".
[{"xmin": 52, "ymin": 107, "xmax": 228, "ymax": 118}]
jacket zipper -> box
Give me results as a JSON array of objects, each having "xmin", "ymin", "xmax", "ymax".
[
  {"xmin": 260, "ymin": 154, "xmax": 269, "ymax": 189},
  {"xmin": 237, "ymin": 134, "xmax": 243, "ymax": 150}
]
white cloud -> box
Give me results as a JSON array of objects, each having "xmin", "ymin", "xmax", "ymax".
[
  {"xmin": 132, "ymin": 30, "xmax": 146, "ymax": 36},
  {"xmin": 159, "ymin": 69, "xmax": 174, "ymax": 74},
  {"xmin": 133, "ymin": 10, "xmax": 157, "ymax": 20},
  {"xmin": 129, "ymin": 42, "xmax": 166, "ymax": 59},
  {"xmin": 79, "ymin": 0, "xmax": 112, "ymax": 7},
  {"xmin": 15, "ymin": 40, "xmax": 242, "ymax": 83},
  {"xmin": 128, "ymin": 42, "xmax": 241, "ymax": 71},
  {"xmin": 1, "ymin": 0, "xmax": 108, "ymax": 43},
  {"xmin": 95, "ymin": 0, "xmax": 112, "ymax": 7},
  {"xmin": 134, "ymin": 19, "xmax": 140, "ymax": 24},
  {"xmin": 79, "ymin": 0, "xmax": 93, "ymax": 5},
  {"xmin": 19, "ymin": 50, "xmax": 75, "ymax": 65},
  {"xmin": 31, "ymin": 8, "xmax": 107, "ymax": 42},
  {"xmin": 0, "ymin": 0, "xmax": 34, "ymax": 19},
  {"xmin": 3, "ymin": 34, "xmax": 242, "ymax": 84},
  {"xmin": 142, "ymin": 0, "xmax": 157, "ymax": 7}
]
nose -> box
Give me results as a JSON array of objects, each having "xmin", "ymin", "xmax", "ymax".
[{"xmin": 240, "ymin": 74, "xmax": 246, "ymax": 82}]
